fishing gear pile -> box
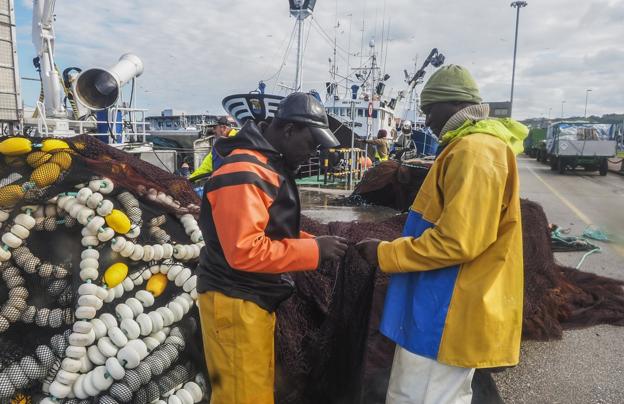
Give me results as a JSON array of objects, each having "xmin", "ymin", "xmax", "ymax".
[{"xmin": 0, "ymin": 136, "xmax": 207, "ymax": 403}]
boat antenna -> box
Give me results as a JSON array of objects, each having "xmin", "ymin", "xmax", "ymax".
[
  {"xmin": 379, "ymin": 0, "xmax": 386, "ymax": 75},
  {"xmin": 331, "ymin": 0, "xmax": 338, "ymax": 86},
  {"xmin": 383, "ymin": 16, "xmax": 391, "ymax": 74},
  {"xmin": 289, "ymin": 0, "xmax": 317, "ymax": 92},
  {"xmin": 359, "ymin": 0, "xmax": 366, "ymax": 68},
  {"xmin": 346, "ymin": 12, "xmax": 353, "ymax": 98}
]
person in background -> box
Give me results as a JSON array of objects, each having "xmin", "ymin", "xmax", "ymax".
[
  {"xmin": 395, "ymin": 120, "xmax": 413, "ymax": 149},
  {"xmin": 356, "ymin": 65, "xmax": 527, "ymax": 404},
  {"xmin": 175, "ymin": 161, "xmax": 191, "ymax": 177},
  {"xmin": 189, "ymin": 116, "xmax": 238, "ymax": 180},
  {"xmin": 196, "ymin": 93, "xmax": 348, "ymax": 404},
  {"xmin": 363, "ymin": 129, "xmax": 390, "ymax": 162}
]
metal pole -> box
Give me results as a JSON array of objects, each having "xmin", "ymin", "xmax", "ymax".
[
  {"xmin": 294, "ymin": 16, "xmax": 304, "ymax": 91},
  {"xmin": 350, "ymin": 101, "xmax": 356, "ymax": 187},
  {"xmin": 509, "ymin": 1, "xmax": 527, "ymax": 118},
  {"xmin": 561, "ymin": 100, "xmax": 565, "ymax": 118},
  {"xmin": 584, "ymin": 89, "xmax": 592, "ymax": 118}
]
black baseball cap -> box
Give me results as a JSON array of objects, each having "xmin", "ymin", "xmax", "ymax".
[
  {"xmin": 275, "ymin": 93, "xmax": 340, "ymax": 148},
  {"xmin": 216, "ymin": 116, "xmax": 230, "ymax": 126}
]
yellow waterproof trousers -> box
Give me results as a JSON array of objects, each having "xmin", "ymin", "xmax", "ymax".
[{"xmin": 198, "ymin": 291, "xmax": 276, "ymax": 404}]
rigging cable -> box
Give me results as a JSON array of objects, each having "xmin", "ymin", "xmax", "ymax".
[
  {"xmin": 299, "ymin": 15, "xmax": 314, "ymax": 87},
  {"xmin": 383, "ymin": 16, "xmax": 391, "ymax": 74},
  {"xmin": 262, "ymin": 19, "xmax": 298, "ymax": 85},
  {"xmin": 311, "ymin": 16, "xmax": 358, "ymax": 58}
]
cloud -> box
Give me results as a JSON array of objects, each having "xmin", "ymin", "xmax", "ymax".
[{"xmin": 15, "ymin": 0, "xmax": 624, "ymax": 120}]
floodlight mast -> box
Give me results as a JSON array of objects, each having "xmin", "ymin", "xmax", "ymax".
[{"xmin": 509, "ymin": 1, "xmax": 527, "ymax": 117}]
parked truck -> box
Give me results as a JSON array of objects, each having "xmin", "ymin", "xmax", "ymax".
[
  {"xmin": 545, "ymin": 122, "xmax": 617, "ymax": 175},
  {"xmin": 524, "ymin": 128, "xmax": 546, "ymax": 158}
]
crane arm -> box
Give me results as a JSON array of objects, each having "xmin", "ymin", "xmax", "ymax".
[{"xmin": 32, "ymin": 0, "xmax": 65, "ymax": 118}]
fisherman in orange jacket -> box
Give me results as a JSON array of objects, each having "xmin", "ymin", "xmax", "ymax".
[{"xmin": 196, "ymin": 93, "xmax": 348, "ymax": 404}]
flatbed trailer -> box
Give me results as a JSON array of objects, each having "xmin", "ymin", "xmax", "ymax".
[{"xmin": 545, "ymin": 122, "xmax": 617, "ymax": 175}]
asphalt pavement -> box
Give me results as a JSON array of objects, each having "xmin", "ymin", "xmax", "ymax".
[{"xmin": 493, "ymin": 156, "xmax": 624, "ymax": 404}]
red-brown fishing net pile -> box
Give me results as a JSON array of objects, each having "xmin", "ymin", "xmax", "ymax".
[
  {"xmin": 349, "ymin": 160, "xmax": 429, "ymax": 210},
  {"xmin": 276, "ymin": 216, "xmax": 403, "ymax": 404},
  {"xmin": 69, "ymin": 135, "xmax": 201, "ymax": 211},
  {"xmin": 520, "ymin": 199, "xmax": 624, "ymax": 339}
]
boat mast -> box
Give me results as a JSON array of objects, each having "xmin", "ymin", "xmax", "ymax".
[
  {"xmin": 294, "ymin": 16, "xmax": 304, "ymax": 91},
  {"xmin": 289, "ymin": 0, "xmax": 316, "ymax": 92}
]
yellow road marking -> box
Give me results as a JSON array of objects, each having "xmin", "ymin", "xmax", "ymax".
[
  {"xmin": 528, "ymin": 168, "xmax": 593, "ymax": 224},
  {"xmin": 528, "ymin": 167, "xmax": 624, "ymax": 257}
]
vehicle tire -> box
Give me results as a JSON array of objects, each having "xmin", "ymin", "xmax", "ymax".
[
  {"xmin": 558, "ymin": 158, "xmax": 566, "ymax": 174},
  {"xmin": 599, "ymin": 158, "xmax": 608, "ymax": 176},
  {"xmin": 536, "ymin": 151, "xmax": 542, "ymax": 162},
  {"xmin": 550, "ymin": 156, "xmax": 558, "ymax": 171}
]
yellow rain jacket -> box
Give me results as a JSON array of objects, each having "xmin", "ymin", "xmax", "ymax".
[
  {"xmin": 378, "ymin": 118, "xmax": 528, "ymax": 368},
  {"xmin": 189, "ymin": 129, "xmax": 238, "ymax": 180}
]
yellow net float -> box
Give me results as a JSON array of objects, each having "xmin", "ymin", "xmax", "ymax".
[
  {"xmin": 25, "ymin": 151, "xmax": 52, "ymax": 168},
  {"xmin": 146, "ymin": 273, "xmax": 167, "ymax": 297},
  {"xmin": 103, "ymin": 263, "xmax": 128, "ymax": 288},
  {"xmin": 0, "ymin": 138, "xmax": 32, "ymax": 156},
  {"xmin": 105, "ymin": 209, "xmax": 132, "ymax": 234},
  {"xmin": 30, "ymin": 162, "xmax": 62, "ymax": 188},
  {"xmin": 49, "ymin": 151, "xmax": 72, "ymax": 170},
  {"xmin": 40, "ymin": 139, "xmax": 70, "ymax": 153},
  {"xmin": 0, "ymin": 185, "xmax": 24, "ymax": 208},
  {"xmin": 10, "ymin": 393, "xmax": 31, "ymax": 404}
]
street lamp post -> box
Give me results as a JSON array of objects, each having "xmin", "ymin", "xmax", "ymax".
[
  {"xmin": 561, "ymin": 100, "xmax": 566, "ymax": 119},
  {"xmin": 548, "ymin": 107, "xmax": 552, "ymax": 120},
  {"xmin": 584, "ymin": 89, "xmax": 592, "ymax": 118},
  {"xmin": 509, "ymin": 1, "xmax": 528, "ymax": 117}
]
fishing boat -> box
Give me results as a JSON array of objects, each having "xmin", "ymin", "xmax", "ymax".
[{"xmin": 145, "ymin": 110, "xmax": 219, "ymax": 151}]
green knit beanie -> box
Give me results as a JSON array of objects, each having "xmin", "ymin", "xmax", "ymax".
[{"xmin": 420, "ymin": 65, "xmax": 482, "ymax": 108}]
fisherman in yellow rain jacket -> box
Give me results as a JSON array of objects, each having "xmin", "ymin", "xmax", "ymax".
[
  {"xmin": 357, "ymin": 65, "xmax": 527, "ymax": 404},
  {"xmin": 189, "ymin": 116, "xmax": 238, "ymax": 180}
]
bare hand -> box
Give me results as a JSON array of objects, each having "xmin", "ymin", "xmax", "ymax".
[
  {"xmin": 355, "ymin": 238, "xmax": 381, "ymax": 266},
  {"xmin": 315, "ymin": 236, "xmax": 348, "ymax": 264}
]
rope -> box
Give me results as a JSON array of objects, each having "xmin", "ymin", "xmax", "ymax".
[
  {"xmin": 575, "ymin": 247, "xmax": 601, "ymax": 270},
  {"xmin": 550, "ymin": 227, "xmax": 608, "ymax": 270}
]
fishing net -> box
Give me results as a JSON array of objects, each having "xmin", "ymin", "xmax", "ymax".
[
  {"xmin": 276, "ymin": 216, "xmax": 404, "ymax": 404},
  {"xmin": 520, "ymin": 199, "xmax": 624, "ymax": 340},
  {"xmin": 345, "ymin": 160, "xmax": 429, "ymax": 211}
]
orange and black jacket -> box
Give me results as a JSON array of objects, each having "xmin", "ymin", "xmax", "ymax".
[{"xmin": 196, "ymin": 121, "xmax": 319, "ymax": 312}]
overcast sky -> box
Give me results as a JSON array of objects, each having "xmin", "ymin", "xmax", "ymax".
[{"xmin": 15, "ymin": 0, "xmax": 624, "ymax": 120}]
